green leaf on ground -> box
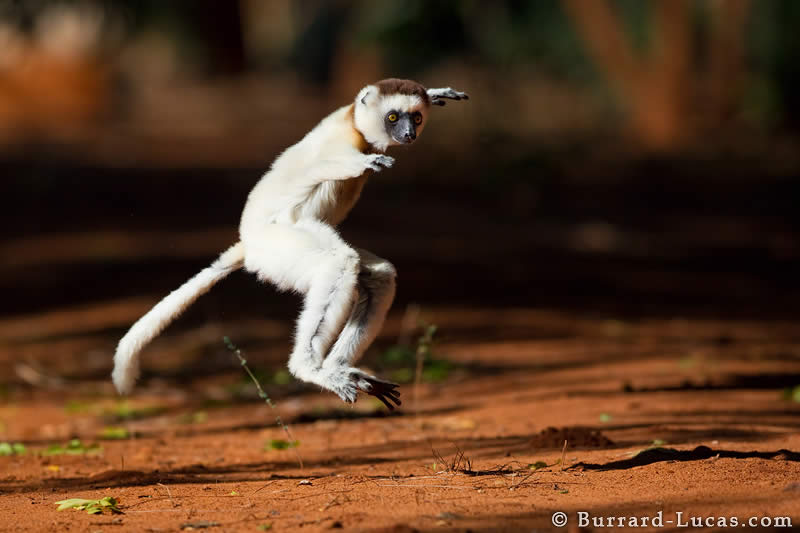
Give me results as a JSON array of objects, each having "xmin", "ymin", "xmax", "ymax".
[
  {"xmin": 55, "ymin": 496, "xmax": 122, "ymax": 515},
  {"xmin": 106, "ymin": 401, "xmax": 166, "ymax": 421},
  {"xmin": 42, "ymin": 439, "xmax": 102, "ymax": 456},
  {"xmin": 99, "ymin": 427, "xmax": 130, "ymax": 440},
  {"xmin": 0, "ymin": 442, "xmax": 26, "ymax": 456},
  {"xmin": 528, "ymin": 461, "xmax": 548, "ymax": 470},
  {"xmin": 265, "ymin": 439, "xmax": 299, "ymax": 450}
]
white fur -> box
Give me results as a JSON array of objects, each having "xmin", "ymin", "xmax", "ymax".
[
  {"xmin": 113, "ymin": 80, "xmax": 466, "ymax": 402},
  {"xmin": 354, "ymin": 85, "xmax": 385, "ymax": 149}
]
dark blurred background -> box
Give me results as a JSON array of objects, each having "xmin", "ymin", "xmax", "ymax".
[{"xmin": 1, "ymin": 0, "xmax": 799, "ymax": 386}]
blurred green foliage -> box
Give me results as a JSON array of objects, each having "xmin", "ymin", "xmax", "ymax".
[
  {"xmin": 105, "ymin": 401, "xmax": 166, "ymax": 422},
  {"xmin": 0, "ymin": 442, "xmax": 26, "ymax": 456},
  {"xmin": 98, "ymin": 426, "xmax": 130, "ymax": 439},
  {"xmin": 380, "ymin": 323, "xmax": 455, "ymax": 383},
  {"xmin": 265, "ymin": 438, "xmax": 299, "ymax": 450},
  {"xmin": 42, "ymin": 439, "xmax": 102, "ymax": 456}
]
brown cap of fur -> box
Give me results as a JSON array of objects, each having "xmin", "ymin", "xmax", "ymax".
[{"xmin": 375, "ymin": 78, "xmax": 430, "ymax": 107}]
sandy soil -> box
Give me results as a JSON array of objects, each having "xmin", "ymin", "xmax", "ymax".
[{"xmin": 1, "ymin": 304, "xmax": 799, "ymax": 532}]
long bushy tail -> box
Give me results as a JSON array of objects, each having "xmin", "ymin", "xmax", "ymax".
[{"xmin": 112, "ymin": 241, "xmax": 245, "ymax": 394}]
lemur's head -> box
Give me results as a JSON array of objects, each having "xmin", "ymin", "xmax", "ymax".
[{"xmin": 354, "ymin": 78, "xmax": 430, "ymax": 151}]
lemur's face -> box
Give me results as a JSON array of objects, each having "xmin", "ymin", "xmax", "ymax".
[
  {"xmin": 354, "ymin": 80, "xmax": 430, "ymax": 151},
  {"xmin": 379, "ymin": 94, "xmax": 427, "ymax": 145}
]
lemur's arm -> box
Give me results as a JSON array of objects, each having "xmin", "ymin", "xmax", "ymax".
[
  {"xmin": 427, "ymin": 87, "xmax": 470, "ymax": 106},
  {"xmin": 306, "ymin": 153, "xmax": 395, "ymax": 184}
]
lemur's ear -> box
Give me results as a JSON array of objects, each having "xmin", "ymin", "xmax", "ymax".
[{"xmin": 357, "ymin": 85, "xmax": 378, "ymax": 106}]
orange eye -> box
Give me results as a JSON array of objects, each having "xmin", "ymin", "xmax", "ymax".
[
  {"xmin": 387, "ymin": 113, "xmax": 398, "ymax": 122},
  {"xmin": 414, "ymin": 114, "xmax": 423, "ymax": 125}
]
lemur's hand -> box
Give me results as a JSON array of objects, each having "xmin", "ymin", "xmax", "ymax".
[
  {"xmin": 367, "ymin": 154, "xmax": 395, "ymax": 172},
  {"xmin": 427, "ymin": 87, "xmax": 470, "ymax": 106}
]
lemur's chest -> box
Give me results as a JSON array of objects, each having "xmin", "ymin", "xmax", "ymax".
[{"xmin": 304, "ymin": 173, "xmax": 369, "ymax": 225}]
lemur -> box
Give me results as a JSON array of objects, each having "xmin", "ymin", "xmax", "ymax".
[{"xmin": 112, "ymin": 79, "xmax": 468, "ymax": 410}]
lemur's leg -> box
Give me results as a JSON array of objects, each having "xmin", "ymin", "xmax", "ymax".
[
  {"xmin": 242, "ymin": 220, "xmax": 359, "ymax": 394},
  {"xmin": 321, "ymin": 249, "xmax": 400, "ymax": 408}
]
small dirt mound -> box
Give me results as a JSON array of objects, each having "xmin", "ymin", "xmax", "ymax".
[{"xmin": 530, "ymin": 426, "xmax": 614, "ymax": 448}]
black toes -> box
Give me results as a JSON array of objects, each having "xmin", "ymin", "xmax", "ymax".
[
  {"xmin": 361, "ymin": 377, "xmax": 402, "ymax": 410},
  {"xmin": 375, "ymin": 394, "xmax": 395, "ymax": 410},
  {"xmin": 374, "ymin": 391, "xmax": 401, "ymax": 410}
]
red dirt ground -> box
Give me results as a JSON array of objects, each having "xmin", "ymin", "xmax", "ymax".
[{"xmin": 1, "ymin": 305, "xmax": 799, "ymax": 532}]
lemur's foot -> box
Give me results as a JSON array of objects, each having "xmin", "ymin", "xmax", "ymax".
[
  {"xmin": 355, "ymin": 373, "xmax": 402, "ymax": 411},
  {"xmin": 325, "ymin": 368, "xmax": 401, "ymax": 410},
  {"xmin": 325, "ymin": 371, "xmax": 359, "ymax": 404}
]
